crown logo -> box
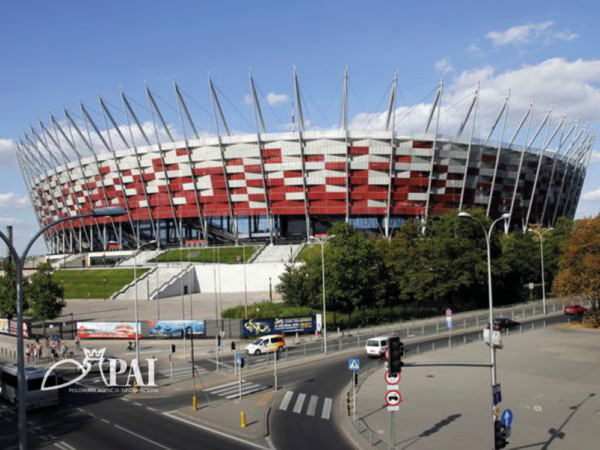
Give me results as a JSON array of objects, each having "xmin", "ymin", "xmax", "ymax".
[{"xmin": 83, "ymin": 348, "xmax": 106, "ymax": 362}]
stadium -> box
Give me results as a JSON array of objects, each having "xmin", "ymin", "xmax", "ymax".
[{"xmin": 15, "ymin": 73, "xmax": 595, "ymax": 254}]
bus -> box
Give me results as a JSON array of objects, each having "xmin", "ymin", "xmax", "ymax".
[{"xmin": 0, "ymin": 365, "xmax": 61, "ymax": 409}]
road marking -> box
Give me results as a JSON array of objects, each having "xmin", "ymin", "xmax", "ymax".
[
  {"xmin": 163, "ymin": 412, "xmax": 270, "ymax": 450},
  {"xmin": 266, "ymin": 436, "xmax": 276, "ymax": 450},
  {"xmin": 87, "ymin": 413, "xmax": 96, "ymax": 418},
  {"xmin": 306, "ymin": 395, "xmax": 319, "ymax": 417},
  {"xmin": 101, "ymin": 419, "xmax": 110, "ymax": 424},
  {"xmin": 121, "ymin": 398, "xmax": 130, "ymax": 402},
  {"xmin": 293, "ymin": 393, "xmax": 306, "ymax": 414},
  {"xmin": 204, "ymin": 381, "xmax": 241, "ymax": 393},
  {"xmin": 133, "ymin": 402, "xmax": 143, "ymax": 406},
  {"xmin": 114, "ymin": 424, "xmax": 172, "ymax": 450},
  {"xmin": 54, "ymin": 442, "xmax": 77, "ymax": 450},
  {"xmin": 225, "ymin": 385, "xmax": 268, "ymax": 399},
  {"xmin": 321, "ymin": 398, "xmax": 332, "ymax": 420},
  {"xmin": 279, "ymin": 391, "xmax": 294, "ymax": 411},
  {"xmin": 147, "ymin": 407, "xmax": 157, "ymax": 412}
]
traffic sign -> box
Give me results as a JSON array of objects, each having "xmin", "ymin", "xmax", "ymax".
[
  {"xmin": 500, "ymin": 409, "xmax": 513, "ymax": 428},
  {"xmin": 494, "ymin": 405, "xmax": 502, "ymax": 416},
  {"xmin": 348, "ymin": 358, "xmax": 360, "ymax": 370},
  {"xmin": 385, "ymin": 371, "xmax": 401, "ymax": 385},
  {"xmin": 236, "ymin": 353, "xmax": 244, "ymax": 367},
  {"xmin": 445, "ymin": 308, "xmax": 453, "ymax": 318},
  {"xmin": 493, "ymin": 384, "xmax": 502, "ymax": 405},
  {"xmin": 385, "ymin": 390, "xmax": 402, "ymax": 407},
  {"xmin": 446, "ymin": 317, "xmax": 453, "ymax": 329}
]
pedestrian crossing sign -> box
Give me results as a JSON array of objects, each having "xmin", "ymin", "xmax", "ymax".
[{"xmin": 348, "ymin": 359, "xmax": 360, "ymax": 370}]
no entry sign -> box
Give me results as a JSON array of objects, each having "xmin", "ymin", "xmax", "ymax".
[
  {"xmin": 385, "ymin": 371, "xmax": 401, "ymax": 385},
  {"xmin": 385, "ymin": 390, "xmax": 402, "ymax": 407}
]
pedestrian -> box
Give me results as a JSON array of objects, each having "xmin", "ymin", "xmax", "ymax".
[
  {"xmin": 62, "ymin": 344, "xmax": 68, "ymax": 360},
  {"xmin": 45, "ymin": 336, "xmax": 50, "ymax": 349},
  {"xmin": 75, "ymin": 335, "xmax": 81, "ymax": 352},
  {"xmin": 25, "ymin": 345, "xmax": 31, "ymax": 364},
  {"xmin": 33, "ymin": 345, "xmax": 38, "ymax": 364},
  {"xmin": 37, "ymin": 342, "xmax": 43, "ymax": 362}
]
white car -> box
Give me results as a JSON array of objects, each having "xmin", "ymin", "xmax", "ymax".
[{"xmin": 365, "ymin": 336, "xmax": 389, "ymax": 358}]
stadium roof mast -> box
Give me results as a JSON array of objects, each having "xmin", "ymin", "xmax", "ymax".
[
  {"xmin": 71, "ymin": 104, "xmax": 120, "ymax": 245},
  {"xmin": 551, "ymin": 124, "xmax": 587, "ymax": 225},
  {"xmin": 525, "ymin": 113, "xmax": 567, "ymax": 226},
  {"xmin": 571, "ymin": 133, "xmax": 596, "ymax": 215},
  {"xmin": 146, "ymin": 82, "xmax": 184, "ymax": 246},
  {"xmin": 80, "ymin": 101, "xmax": 137, "ymax": 246},
  {"xmin": 120, "ymin": 88, "xmax": 160, "ymax": 247},
  {"xmin": 485, "ymin": 92, "xmax": 511, "ymax": 217},
  {"xmin": 384, "ymin": 71, "xmax": 398, "ymax": 239},
  {"xmin": 540, "ymin": 117, "xmax": 578, "ymax": 224},
  {"xmin": 92, "ymin": 96, "xmax": 141, "ymax": 247},
  {"xmin": 208, "ymin": 73, "xmax": 237, "ymax": 244},
  {"xmin": 564, "ymin": 132, "xmax": 594, "ymax": 218},
  {"xmin": 17, "ymin": 140, "xmax": 66, "ymax": 252},
  {"xmin": 249, "ymin": 69, "xmax": 274, "ymax": 244},
  {"xmin": 423, "ymin": 78, "xmax": 444, "ymax": 229},
  {"xmin": 57, "ymin": 110, "xmax": 108, "ymax": 250},
  {"xmin": 292, "ymin": 66, "xmax": 311, "ymax": 239},
  {"xmin": 458, "ymin": 84, "xmax": 480, "ymax": 212},
  {"xmin": 508, "ymin": 104, "xmax": 553, "ymax": 230},
  {"xmin": 342, "ymin": 66, "xmax": 351, "ymax": 225},
  {"xmin": 172, "ymin": 79, "xmax": 207, "ymax": 239}
]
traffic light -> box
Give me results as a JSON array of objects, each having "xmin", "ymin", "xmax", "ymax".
[
  {"xmin": 494, "ymin": 420, "xmax": 509, "ymax": 449},
  {"xmin": 231, "ymin": 341, "xmax": 236, "ymax": 351},
  {"xmin": 353, "ymin": 372, "xmax": 358, "ymax": 386},
  {"xmin": 388, "ymin": 336, "xmax": 404, "ymax": 376}
]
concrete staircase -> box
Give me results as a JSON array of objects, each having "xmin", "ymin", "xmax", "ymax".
[
  {"xmin": 111, "ymin": 266, "xmax": 197, "ymax": 300},
  {"xmin": 117, "ymin": 249, "xmax": 165, "ymax": 267},
  {"xmin": 252, "ymin": 244, "xmax": 304, "ymax": 264},
  {"xmin": 51, "ymin": 254, "xmax": 85, "ymax": 269}
]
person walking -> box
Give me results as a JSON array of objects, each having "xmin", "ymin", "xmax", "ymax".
[
  {"xmin": 33, "ymin": 345, "xmax": 38, "ymax": 364},
  {"xmin": 25, "ymin": 345, "xmax": 31, "ymax": 364},
  {"xmin": 75, "ymin": 335, "xmax": 81, "ymax": 352}
]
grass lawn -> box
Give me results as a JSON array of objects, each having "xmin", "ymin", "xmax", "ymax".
[
  {"xmin": 295, "ymin": 244, "xmax": 319, "ymax": 261},
  {"xmin": 53, "ymin": 269, "xmax": 149, "ymax": 299},
  {"xmin": 153, "ymin": 246, "xmax": 258, "ymax": 264}
]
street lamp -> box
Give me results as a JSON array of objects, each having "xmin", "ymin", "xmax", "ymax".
[
  {"xmin": 527, "ymin": 227, "xmax": 553, "ymax": 315},
  {"xmin": 310, "ymin": 234, "xmax": 335, "ymax": 354},
  {"xmin": 0, "ymin": 206, "xmax": 125, "ymax": 450},
  {"xmin": 132, "ymin": 239, "xmax": 157, "ymax": 364},
  {"xmin": 458, "ymin": 211, "xmax": 509, "ymax": 449},
  {"xmin": 242, "ymin": 243, "xmax": 248, "ymax": 319}
]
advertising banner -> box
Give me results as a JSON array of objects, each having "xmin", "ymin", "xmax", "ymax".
[
  {"xmin": 242, "ymin": 315, "xmax": 319, "ymax": 339},
  {"xmin": 77, "ymin": 322, "xmax": 141, "ymax": 339},
  {"xmin": 0, "ymin": 318, "xmax": 30, "ymax": 338},
  {"xmin": 147, "ymin": 320, "xmax": 205, "ymax": 337}
]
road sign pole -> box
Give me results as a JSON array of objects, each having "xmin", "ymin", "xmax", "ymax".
[
  {"xmin": 239, "ymin": 360, "xmax": 242, "ymax": 401},
  {"xmin": 389, "ymin": 410, "xmax": 395, "ymax": 450},
  {"xmin": 353, "ymin": 380, "xmax": 357, "ymax": 423},
  {"xmin": 274, "ymin": 349, "xmax": 278, "ymax": 391}
]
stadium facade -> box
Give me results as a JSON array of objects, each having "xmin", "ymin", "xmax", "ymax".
[{"xmin": 15, "ymin": 72, "xmax": 595, "ymax": 253}]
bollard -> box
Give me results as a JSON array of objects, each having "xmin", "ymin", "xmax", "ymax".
[
  {"xmin": 133, "ymin": 379, "xmax": 138, "ymax": 394},
  {"xmin": 463, "ymin": 336, "xmax": 467, "ymax": 344},
  {"xmin": 241, "ymin": 410, "xmax": 247, "ymax": 429},
  {"xmin": 193, "ymin": 394, "xmax": 198, "ymax": 411}
]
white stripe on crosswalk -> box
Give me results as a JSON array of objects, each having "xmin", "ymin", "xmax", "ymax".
[
  {"xmin": 224, "ymin": 385, "xmax": 268, "ymax": 400},
  {"xmin": 210, "ymin": 383, "xmax": 257, "ymax": 396},
  {"xmin": 204, "ymin": 381, "xmax": 241, "ymax": 393},
  {"xmin": 279, "ymin": 391, "xmax": 294, "ymax": 411},
  {"xmin": 293, "ymin": 393, "xmax": 306, "ymax": 414},
  {"xmin": 306, "ymin": 395, "xmax": 319, "ymax": 416},
  {"xmin": 321, "ymin": 398, "xmax": 332, "ymax": 420}
]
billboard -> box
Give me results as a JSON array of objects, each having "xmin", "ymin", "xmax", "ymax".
[
  {"xmin": 0, "ymin": 318, "xmax": 30, "ymax": 338},
  {"xmin": 147, "ymin": 320, "xmax": 205, "ymax": 337},
  {"xmin": 77, "ymin": 322, "xmax": 141, "ymax": 339},
  {"xmin": 242, "ymin": 315, "xmax": 320, "ymax": 339}
]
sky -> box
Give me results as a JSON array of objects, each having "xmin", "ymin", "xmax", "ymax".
[{"xmin": 1, "ymin": 0, "xmax": 599, "ymax": 254}]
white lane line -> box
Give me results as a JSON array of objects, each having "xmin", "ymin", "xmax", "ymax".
[
  {"xmin": 293, "ymin": 393, "xmax": 306, "ymax": 414},
  {"xmin": 114, "ymin": 424, "xmax": 172, "ymax": 450},
  {"xmin": 224, "ymin": 385, "xmax": 268, "ymax": 400},
  {"xmin": 101, "ymin": 419, "xmax": 110, "ymax": 424},
  {"xmin": 147, "ymin": 407, "xmax": 157, "ymax": 412},
  {"xmin": 321, "ymin": 398, "xmax": 332, "ymax": 420},
  {"xmin": 279, "ymin": 391, "xmax": 294, "ymax": 411},
  {"xmin": 121, "ymin": 398, "xmax": 130, "ymax": 402},
  {"xmin": 53, "ymin": 443, "xmax": 68, "ymax": 450},
  {"xmin": 133, "ymin": 402, "xmax": 143, "ymax": 406},
  {"xmin": 306, "ymin": 395, "xmax": 319, "ymax": 417},
  {"xmin": 204, "ymin": 380, "xmax": 242, "ymax": 393},
  {"xmin": 266, "ymin": 436, "xmax": 277, "ymax": 450},
  {"xmin": 53, "ymin": 442, "xmax": 77, "ymax": 450},
  {"xmin": 163, "ymin": 412, "xmax": 269, "ymax": 450},
  {"xmin": 87, "ymin": 413, "xmax": 96, "ymax": 418}
]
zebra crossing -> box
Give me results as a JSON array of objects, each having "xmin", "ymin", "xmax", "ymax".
[
  {"xmin": 278, "ymin": 391, "xmax": 333, "ymax": 420},
  {"xmin": 155, "ymin": 362, "xmax": 209, "ymax": 379},
  {"xmin": 204, "ymin": 380, "xmax": 270, "ymax": 400}
]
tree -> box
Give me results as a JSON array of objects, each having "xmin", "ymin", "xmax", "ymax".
[
  {"xmin": 0, "ymin": 260, "xmax": 29, "ymax": 319},
  {"xmin": 553, "ymin": 215, "xmax": 600, "ymax": 309},
  {"xmin": 28, "ymin": 262, "xmax": 66, "ymax": 324}
]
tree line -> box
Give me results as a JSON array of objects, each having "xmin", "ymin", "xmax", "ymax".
[{"xmin": 278, "ymin": 209, "xmax": 577, "ymax": 327}]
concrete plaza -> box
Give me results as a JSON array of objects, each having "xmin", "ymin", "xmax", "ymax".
[{"xmin": 353, "ymin": 324, "xmax": 600, "ymax": 449}]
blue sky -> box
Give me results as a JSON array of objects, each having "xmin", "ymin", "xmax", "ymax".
[{"xmin": 1, "ymin": 0, "xmax": 599, "ymax": 253}]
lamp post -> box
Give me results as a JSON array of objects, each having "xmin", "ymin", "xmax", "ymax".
[
  {"xmin": 0, "ymin": 206, "xmax": 125, "ymax": 450},
  {"xmin": 310, "ymin": 234, "xmax": 335, "ymax": 354},
  {"xmin": 132, "ymin": 239, "xmax": 157, "ymax": 364},
  {"xmin": 527, "ymin": 227, "xmax": 553, "ymax": 315},
  {"xmin": 458, "ymin": 211, "xmax": 509, "ymax": 450},
  {"xmin": 242, "ymin": 243, "xmax": 248, "ymax": 319},
  {"xmin": 103, "ymin": 276, "xmax": 106, "ymax": 301}
]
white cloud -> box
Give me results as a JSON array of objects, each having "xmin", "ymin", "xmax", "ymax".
[
  {"xmin": 265, "ymin": 92, "xmax": 289, "ymax": 106},
  {"xmin": 486, "ymin": 21, "xmax": 554, "ymax": 46},
  {"xmin": 0, "ymin": 138, "xmax": 17, "ymax": 166},
  {"xmin": 0, "ymin": 217, "xmax": 25, "ymax": 226},
  {"xmin": 582, "ymin": 188, "xmax": 600, "ymax": 202},
  {"xmin": 591, "ymin": 151, "xmax": 600, "ymax": 163},
  {"xmin": 243, "ymin": 94, "xmax": 253, "ymax": 105},
  {"xmin": 554, "ymin": 30, "xmax": 579, "ymax": 42},
  {"xmin": 466, "ymin": 43, "xmax": 483, "ymax": 58},
  {"xmin": 0, "ymin": 193, "xmax": 29, "ymax": 208},
  {"xmin": 434, "ymin": 58, "xmax": 453, "ymax": 75}
]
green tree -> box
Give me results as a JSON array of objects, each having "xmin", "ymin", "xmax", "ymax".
[
  {"xmin": 0, "ymin": 260, "xmax": 29, "ymax": 319},
  {"xmin": 28, "ymin": 262, "xmax": 66, "ymax": 323}
]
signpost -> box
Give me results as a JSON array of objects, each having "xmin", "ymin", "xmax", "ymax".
[
  {"xmin": 500, "ymin": 409, "xmax": 513, "ymax": 428},
  {"xmin": 493, "ymin": 384, "xmax": 502, "ymax": 406},
  {"xmin": 348, "ymin": 358, "xmax": 360, "ymax": 370},
  {"xmin": 385, "ymin": 366, "xmax": 402, "ymax": 450},
  {"xmin": 446, "ymin": 308, "xmax": 453, "ymax": 347},
  {"xmin": 384, "ymin": 371, "xmax": 400, "ymax": 385},
  {"xmin": 348, "ymin": 359, "xmax": 360, "ymax": 422}
]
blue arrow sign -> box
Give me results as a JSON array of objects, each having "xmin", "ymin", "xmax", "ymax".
[
  {"xmin": 348, "ymin": 358, "xmax": 360, "ymax": 370},
  {"xmin": 501, "ymin": 409, "xmax": 513, "ymax": 428}
]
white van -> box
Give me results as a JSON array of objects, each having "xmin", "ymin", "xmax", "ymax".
[
  {"xmin": 365, "ymin": 336, "xmax": 389, "ymax": 358},
  {"xmin": 244, "ymin": 334, "xmax": 286, "ymax": 356}
]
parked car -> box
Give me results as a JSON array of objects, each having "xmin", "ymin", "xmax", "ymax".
[
  {"xmin": 244, "ymin": 334, "xmax": 286, "ymax": 356},
  {"xmin": 487, "ymin": 318, "xmax": 520, "ymax": 331},
  {"xmin": 365, "ymin": 336, "xmax": 389, "ymax": 358},
  {"xmin": 563, "ymin": 304, "xmax": 588, "ymax": 316}
]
